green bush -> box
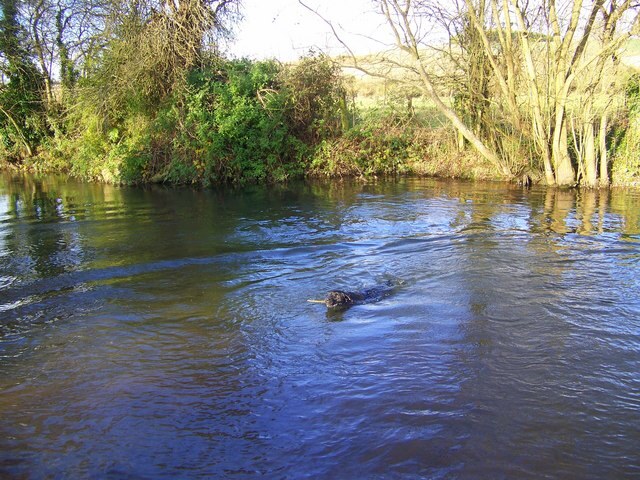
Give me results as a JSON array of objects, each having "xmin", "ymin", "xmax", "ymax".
[
  {"xmin": 612, "ymin": 74, "xmax": 640, "ymax": 185},
  {"xmin": 308, "ymin": 122, "xmax": 413, "ymax": 177},
  {"xmin": 156, "ymin": 59, "xmax": 308, "ymax": 185},
  {"xmin": 0, "ymin": 0, "xmax": 50, "ymax": 162},
  {"xmin": 45, "ymin": 54, "xmax": 350, "ymax": 185},
  {"xmin": 280, "ymin": 53, "xmax": 349, "ymax": 142}
]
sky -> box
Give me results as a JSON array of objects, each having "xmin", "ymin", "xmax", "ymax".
[{"xmin": 228, "ymin": 0, "xmax": 390, "ymax": 61}]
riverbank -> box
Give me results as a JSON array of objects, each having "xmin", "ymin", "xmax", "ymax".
[
  {"xmin": 8, "ymin": 134, "xmax": 640, "ymax": 187},
  {"xmin": 2, "ymin": 55, "xmax": 639, "ymax": 188},
  {"xmin": 5, "ymin": 125, "xmax": 517, "ymax": 186}
]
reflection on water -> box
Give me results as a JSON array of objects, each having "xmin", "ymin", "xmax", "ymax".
[{"xmin": 1, "ymin": 174, "xmax": 640, "ymax": 479}]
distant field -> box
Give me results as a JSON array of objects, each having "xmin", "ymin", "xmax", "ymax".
[
  {"xmin": 343, "ymin": 62, "xmax": 451, "ymax": 129},
  {"xmin": 623, "ymin": 38, "xmax": 640, "ymax": 68},
  {"xmin": 340, "ymin": 36, "xmax": 639, "ymax": 132},
  {"xmin": 353, "ymin": 95, "xmax": 449, "ymax": 129},
  {"xmin": 625, "ymin": 38, "xmax": 640, "ymax": 56}
]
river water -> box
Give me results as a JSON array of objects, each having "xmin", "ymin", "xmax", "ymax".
[{"xmin": 1, "ymin": 174, "xmax": 639, "ymax": 479}]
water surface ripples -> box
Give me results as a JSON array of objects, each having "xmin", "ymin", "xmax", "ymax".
[{"xmin": 1, "ymin": 175, "xmax": 640, "ymax": 478}]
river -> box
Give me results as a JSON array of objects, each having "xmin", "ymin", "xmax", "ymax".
[{"xmin": 1, "ymin": 174, "xmax": 639, "ymax": 479}]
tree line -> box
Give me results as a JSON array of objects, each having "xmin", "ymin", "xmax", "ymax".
[
  {"xmin": 0, "ymin": 0, "xmax": 354, "ymax": 183},
  {"xmin": 344, "ymin": 0, "xmax": 640, "ymax": 186},
  {"xmin": 1, "ymin": 0, "xmax": 640, "ymax": 186}
]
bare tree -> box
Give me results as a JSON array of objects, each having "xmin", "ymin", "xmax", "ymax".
[
  {"xmin": 301, "ymin": 0, "xmax": 513, "ymax": 177},
  {"xmin": 439, "ymin": 0, "xmax": 639, "ymax": 185},
  {"xmin": 24, "ymin": 0, "xmax": 110, "ymax": 102},
  {"xmin": 304, "ymin": 0, "xmax": 639, "ymax": 185}
]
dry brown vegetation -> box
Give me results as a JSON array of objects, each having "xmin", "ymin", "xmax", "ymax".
[{"xmin": 326, "ymin": 0, "xmax": 640, "ymax": 186}]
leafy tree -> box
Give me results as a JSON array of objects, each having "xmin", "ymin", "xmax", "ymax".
[{"xmin": 0, "ymin": 0, "xmax": 48, "ymax": 160}]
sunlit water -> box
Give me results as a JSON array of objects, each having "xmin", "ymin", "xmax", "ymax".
[{"xmin": 1, "ymin": 174, "xmax": 640, "ymax": 479}]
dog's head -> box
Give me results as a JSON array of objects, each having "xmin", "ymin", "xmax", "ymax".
[{"xmin": 324, "ymin": 290, "xmax": 354, "ymax": 308}]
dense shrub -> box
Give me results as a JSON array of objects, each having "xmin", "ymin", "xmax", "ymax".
[
  {"xmin": 308, "ymin": 123, "xmax": 412, "ymax": 177},
  {"xmin": 280, "ymin": 53, "xmax": 349, "ymax": 142},
  {"xmin": 33, "ymin": 54, "xmax": 350, "ymax": 185},
  {"xmin": 612, "ymin": 74, "xmax": 640, "ymax": 185},
  {"xmin": 151, "ymin": 59, "xmax": 308, "ymax": 185}
]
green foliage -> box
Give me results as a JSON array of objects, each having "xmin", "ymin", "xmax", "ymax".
[
  {"xmin": 612, "ymin": 74, "xmax": 640, "ymax": 185},
  {"xmin": 138, "ymin": 59, "xmax": 307, "ymax": 185},
  {"xmin": 280, "ymin": 53, "xmax": 348, "ymax": 142},
  {"xmin": 45, "ymin": 53, "xmax": 349, "ymax": 185},
  {"xmin": 0, "ymin": 74, "xmax": 48, "ymax": 159},
  {"xmin": 625, "ymin": 74, "xmax": 640, "ymax": 117},
  {"xmin": 308, "ymin": 118, "xmax": 414, "ymax": 177},
  {"xmin": 0, "ymin": 0, "xmax": 49, "ymax": 161},
  {"xmin": 307, "ymin": 107, "xmax": 499, "ymax": 181}
]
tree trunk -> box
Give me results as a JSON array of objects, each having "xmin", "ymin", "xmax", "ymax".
[
  {"xmin": 30, "ymin": 0, "xmax": 54, "ymax": 104},
  {"xmin": 339, "ymin": 96, "xmax": 350, "ymax": 131},
  {"xmin": 599, "ymin": 114, "xmax": 609, "ymax": 186},
  {"xmin": 534, "ymin": 116, "xmax": 555, "ymax": 185},
  {"xmin": 583, "ymin": 121, "xmax": 597, "ymax": 187},
  {"xmin": 422, "ymin": 77, "xmax": 510, "ymax": 176},
  {"xmin": 510, "ymin": 2, "xmax": 555, "ymax": 184},
  {"xmin": 380, "ymin": 0, "xmax": 511, "ymax": 178},
  {"xmin": 0, "ymin": 105, "xmax": 33, "ymax": 157},
  {"xmin": 552, "ymin": 119, "xmax": 575, "ymax": 185}
]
